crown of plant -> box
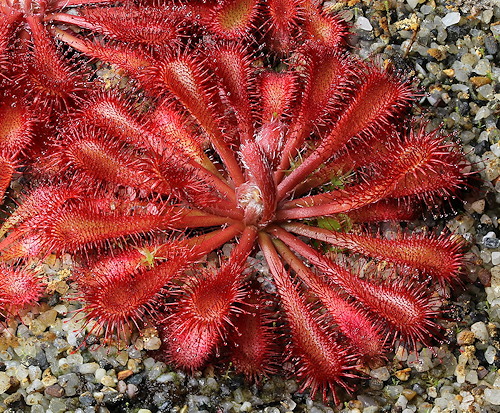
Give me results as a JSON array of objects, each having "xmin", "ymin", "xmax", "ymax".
[{"xmin": 0, "ymin": 0, "xmax": 471, "ymax": 403}]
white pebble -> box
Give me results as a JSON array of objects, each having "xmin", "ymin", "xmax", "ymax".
[
  {"xmin": 28, "ymin": 366, "xmax": 42, "ymax": 381},
  {"xmin": 156, "ymin": 372, "xmax": 176, "ymax": 383},
  {"xmin": 355, "ymin": 16, "xmax": 372, "ymax": 31},
  {"xmin": 478, "ymin": 84, "xmax": 494, "ymax": 99},
  {"xmin": 471, "ymin": 321, "xmax": 489, "ymax": 341},
  {"xmin": 143, "ymin": 337, "xmax": 161, "ymax": 351},
  {"xmin": 95, "ymin": 368, "xmax": 106, "ymax": 382},
  {"xmin": 100, "ymin": 375, "xmax": 116, "ymax": 387},
  {"xmin": 493, "ymin": 252, "xmax": 500, "ymax": 266},
  {"xmin": 25, "ymin": 392, "xmax": 44, "ymax": 406},
  {"xmin": 474, "ymin": 59, "xmax": 492, "ymax": 76},
  {"xmin": 441, "ymin": 12, "xmax": 461, "ymax": 27},
  {"xmin": 466, "ymin": 369, "xmax": 478, "ymax": 384},
  {"xmin": 67, "ymin": 353, "xmax": 84, "ymax": 365},
  {"xmin": 240, "ymin": 401, "xmax": 253, "ymax": 412},
  {"xmin": 0, "ymin": 372, "xmax": 11, "ymax": 394},
  {"xmin": 26, "ymin": 379, "xmax": 44, "ymax": 393},
  {"xmin": 475, "ymin": 106, "xmax": 491, "ymax": 121},
  {"xmin": 143, "ymin": 357, "xmax": 156, "ymax": 369},
  {"xmin": 485, "ymin": 346, "xmax": 497, "ymax": 364},
  {"xmin": 79, "ymin": 362, "xmax": 100, "ymax": 375},
  {"xmin": 491, "ymin": 143, "xmax": 500, "ymax": 158},
  {"xmin": 395, "ymin": 394, "xmax": 408, "ymax": 409},
  {"xmin": 370, "ymin": 366, "xmax": 390, "ymax": 381},
  {"xmin": 406, "ymin": 0, "xmax": 419, "ymax": 9},
  {"xmin": 66, "ymin": 330, "xmax": 82, "ymax": 347},
  {"xmin": 484, "ymin": 388, "xmax": 500, "ymax": 405}
]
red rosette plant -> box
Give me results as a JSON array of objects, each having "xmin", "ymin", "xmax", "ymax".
[{"xmin": 0, "ymin": 0, "xmax": 473, "ymax": 403}]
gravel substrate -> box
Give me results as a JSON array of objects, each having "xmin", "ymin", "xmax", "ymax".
[{"xmin": 1, "ymin": 0, "xmax": 499, "ymax": 412}]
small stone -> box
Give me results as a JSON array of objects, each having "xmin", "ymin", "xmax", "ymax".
[
  {"xmin": 143, "ymin": 337, "xmax": 161, "ymax": 351},
  {"xmin": 402, "ymin": 389, "xmax": 417, "ymax": 401},
  {"xmin": 0, "ymin": 372, "xmax": 11, "ymax": 394},
  {"xmin": 57, "ymin": 372, "xmax": 79, "ymax": 397},
  {"xmin": 441, "ymin": 12, "xmax": 461, "ymax": 27},
  {"xmin": 478, "ymin": 366, "xmax": 489, "ymax": 379},
  {"xmin": 406, "ymin": 0, "xmax": 418, "ymax": 8},
  {"xmin": 474, "ymin": 60, "xmax": 492, "ymax": 76},
  {"xmin": 443, "ymin": 68, "xmax": 454, "ymax": 77},
  {"xmin": 427, "ymin": 386, "xmax": 438, "ymax": 398},
  {"xmin": 488, "ymin": 161, "xmax": 500, "ymax": 181},
  {"xmin": 471, "ymin": 322, "xmax": 489, "ymax": 341},
  {"xmin": 370, "ymin": 366, "xmax": 390, "ymax": 381},
  {"xmin": 395, "ymin": 346, "xmax": 409, "ymax": 361},
  {"xmin": 478, "ymin": 84, "xmax": 494, "ymax": 99},
  {"xmin": 485, "ymin": 35, "xmax": 498, "ymax": 55},
  {"xmin": 394, "ymin": 368, "xmax": 411, "ymax": 381},
  {"xmin": 45, "ymin": 384, "xmax": 65, "ymax": 398},
  {"xmin": 427, "ymin": 47, "xmax": 447, "ymax": 61},
  {"xmin": 484, "ymin": 388, "xmax": 500, "ymax": 405},
  {"xmin": 482, "ymin": 9, "xmax": 494, "ymax": 23},
  {"xmin": 25, "ymin": 392, "xmax": 43, "ymax": 406},
  {"xmin": 95, "ymin": 368, "xmax": 106, "ymax": 382},
  {"xmin": 79, "ymin": 362, "xmax": 100, "ymax": 375},
  {"xmin": 115, "ymin": 351, "xmax": 129, "ymax": 366},
  {"xmin": 127, "ymin": 383, "xmax": 139, "ymax": 398},
  {"xmin": 355, "ymin": 16, "xmax": 372, "ymax": 31},
  {"xmin": 137, "ymin": 410, "xmax": 152, "ymax": 413},
  {"xmin": 493, "ymin": 252, "xmax": 500, "ymax": 266},
  {"xmin": 117, "ymin": 369, "xmax": 134, "ymax": 381},
  {"xmin": 471, "ymin": 199, "xmax": 486, "ymax": 214},
  {"xmin": 475, "ymin": 106, "xmax": 491, "ymax": 121},
  {"xmin": 79, "ymin": 392, "xmax": 96, "ymax": 407},
  {"xmin": 470, "ymin": 76, "xmax": 492, "ymax": 88},
  {"xmin": 457, "ymin": 329, "xmax": 475, "ymax": 345},
  {"xmin": 36, "ymin": 310, "xmax": 58, "ymax": 329},
  {"xmin": 466, "ymin": 369, "xmax": 479, "ymax": 384},
  {"xmin": 117, "ymin": 380, "xmax": 127, "ymax": 393},
  {"xmin": 492, "ymin": 143, "xmax": 500, "ymax": 158},
  {"xmin": 100, "ymin": 375, "xmax": 116, "ymax": 387},
  {"xmin": 240, "ymin": 401, "xmax": 252, "ymax": 411}
]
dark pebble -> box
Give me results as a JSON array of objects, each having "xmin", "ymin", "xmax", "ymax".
[
  {"xmin": 447, "ymin": 25, "xmax": 468, "ymax": 42},
  {"xmin": 457, "ymin": 101, "xmax": 469, "ymax": 116},
  {"xmin": 369, "ymin": 378, "xmax": 384, "ymax": 390},
  {"xmin": 476, "ymin": 223, "xmax": 497, "ymax": 238},
  {"xmin": 98, "ymin": 360, "xmax": 114, "ymax": 370},
  {"xmin": 413, "ymin": 383, "xmax": 426, "ymax": 395},
  {"xmin": 474, "ymin": 140, "xmax": 489, "ymax": 155},
  {"xmin": 85, "ymin": 335, "xmax": 100, "ymax": 346},
  {"xmin": 470, "ymin": 309, "xmax": 489, "ymax": 323},
  {"xmin": 477, "ymin": 366, "xmax": 489, "ymax": 380},
  {"xmin": 47, "ymin": 292, "xmax": 61, "ymax": 307},
  {"xmin": 5, "ymin": 377, "xmax": 20, "ymax": 394},
  {"xmin": 484, "ymin": 237, "xmax": 500, "ymax": 249},
  {"xmin": 127, "ymin": 371, "xmax": 146, "ymax": 386},
  {"xmin": 485, "ymin": 35, "xmax": 498, "ymax": 55},
  {"xmin": 31, "ymin": 351, "xmax": 49, "ymax": 370},
  {"xmin": 45, "ymin": 384, "xmax": 65, "ymax": 398},
  {"xmin": 79, "ymin": 392, "xmax": 96, "ymax": 407}
]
